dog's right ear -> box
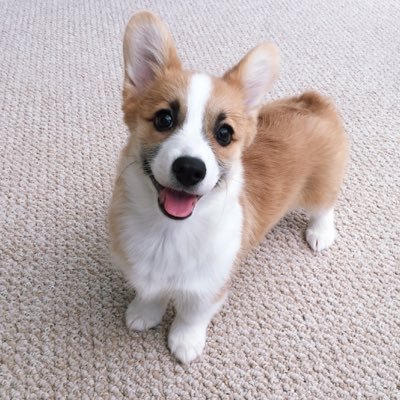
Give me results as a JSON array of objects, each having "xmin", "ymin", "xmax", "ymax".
[{"xmin": 123, "ymin": 12, "xmax": 181, "ymax": 94}]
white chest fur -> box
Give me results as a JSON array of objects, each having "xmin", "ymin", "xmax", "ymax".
[{"xmin": 112, "ymin": 163, "xmax": 243, "ymax": 301}]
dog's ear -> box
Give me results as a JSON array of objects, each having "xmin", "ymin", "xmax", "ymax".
[
  {"xmin": 223, "ymin": 43, "xmax": 280, "ymax": 114},
  {"xmin": 123, "ymin": 12, "xmax": 181, "ymax": 94}
]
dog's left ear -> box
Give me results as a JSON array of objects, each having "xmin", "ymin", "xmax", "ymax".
[{"xmin": 223, "ymin": 43, "xmax": 280, "ymax": 114}]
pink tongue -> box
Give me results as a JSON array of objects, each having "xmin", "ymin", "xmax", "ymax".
[{"xmin": 161, "ymin": 188, "xmax": 197, "ymax": 218}]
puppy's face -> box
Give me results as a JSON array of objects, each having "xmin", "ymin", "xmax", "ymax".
[{"xmin": 122, "ymin": 12, "xmax": 279, "ymax": 219}]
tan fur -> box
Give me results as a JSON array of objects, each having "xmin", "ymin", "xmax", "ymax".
[
  {"xmin": 109, "ymin": 173, "xmax": 130, "ymax": 266},
  {"xmin": 204, "ymin": 78, "xmax": 254, "ymax": 162},
  {"xmin": 240, "ymin": 92, "xmax": 348, "ymax": 253},
  {"xmin": 123, "ymin": 70, "xmax": 189, "ymax": 158}
]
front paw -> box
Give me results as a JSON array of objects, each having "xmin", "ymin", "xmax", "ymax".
[
  {"xmin": 125, "ymin": 298, "xmax": 166, "ymax": 331},
  {"xmin": 168, "ymin": 320, "xmax": 207, "ymax": 364}
]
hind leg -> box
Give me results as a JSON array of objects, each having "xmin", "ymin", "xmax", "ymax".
[
  {"xmin": 305, "ymin": 207, "xmax": 336, "ymax": 251},
  {"xmin": 299, "ymin": 172, "xmax": 343, "ymax": 252},
  {"xmin": 299, "ymin": 159, "xmax": 346, "ymax": 251}
]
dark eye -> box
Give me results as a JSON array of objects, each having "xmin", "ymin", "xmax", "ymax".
[
  {"xmin": 215, "ymin": 124, "xmax": 233, "ymax": 146},
  {"xmin": 154, "ymin": 109, "xmax": 174, "ymax": 131}
]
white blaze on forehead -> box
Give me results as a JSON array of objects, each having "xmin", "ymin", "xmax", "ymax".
[
  {"xmin": 151, "ymin": 73, "xmax": 220, "ymax": 195},
  {"xmin": 184, "ymin": 73, "xmax": 212, "ymax": 137}
]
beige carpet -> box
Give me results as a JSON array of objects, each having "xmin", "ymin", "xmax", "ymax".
[{"xmin": 1, "ymin": 0, "xmax": 399, "ymax": 398}]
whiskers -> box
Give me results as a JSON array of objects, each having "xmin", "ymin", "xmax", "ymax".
[
  {"xmin": 141, "ymin": 144, "xmax": 161, "ymax": 175},
  {"xmin": 141, "ymin": 157, "xmax": 152, "ymax": 176}
]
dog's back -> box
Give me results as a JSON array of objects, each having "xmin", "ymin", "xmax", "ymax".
[{"xmin": 241, "ymin": 92, "xmax": 348, "ymax": 251}]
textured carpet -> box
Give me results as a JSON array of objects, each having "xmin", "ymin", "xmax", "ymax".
[{"xmin": 1, "ymin": 0, "xmax": 399, "ymax": 398}]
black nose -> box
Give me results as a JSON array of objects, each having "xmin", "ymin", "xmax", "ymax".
[{"xmin": 172, "ymin": 156, "xmax": 206, "ymax": 186}]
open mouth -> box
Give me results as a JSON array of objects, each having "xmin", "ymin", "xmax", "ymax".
[{"xmin": 150, "ymin": 176, "xmax": 200, "ymax": 220}]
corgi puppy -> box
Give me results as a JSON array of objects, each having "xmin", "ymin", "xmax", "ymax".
[{"xmin": 109, "ymin": 12, "xmax": 348, "ymax": 363}]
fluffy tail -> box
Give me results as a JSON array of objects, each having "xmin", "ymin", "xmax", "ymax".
[{"xmin": 292, "ymin": 91, "xmax": 333, "ymax": 114}]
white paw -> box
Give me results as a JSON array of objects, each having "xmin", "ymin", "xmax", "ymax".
[
  {"xmin": 125, "ymin": 298, "xmax": 166, "ymax": 331},
  {"xmin": 168, "ymin": 321, "xmax": 206, "ymax": 364},
  {"xmin": 306, "ymin": 224, "xmax": 336, "ymax": 251}
]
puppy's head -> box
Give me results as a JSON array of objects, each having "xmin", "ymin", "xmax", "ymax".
[{"xmin": 122, "ymin": 11, "xmax": 279, "ymax": 220}]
